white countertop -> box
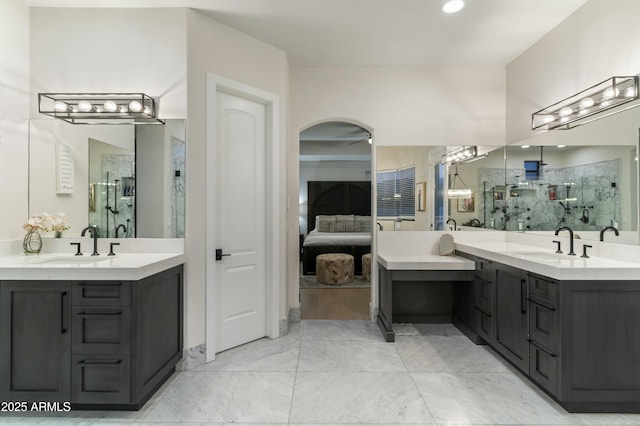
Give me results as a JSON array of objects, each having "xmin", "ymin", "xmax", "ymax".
[
  {"xmin": 0, "ymin": 252, "xmax": 185, "ymax": 281},
  {"xmin": 377, "ymin": 252, "xmax": 474, "ymax": 271},
  {"xmin": 455, "ymin": 241, "xmax": 640, "ymax": 280}
]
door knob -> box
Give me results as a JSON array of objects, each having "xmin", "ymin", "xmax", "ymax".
[{"xmin": 215, "ymin": 249, "xmax": 231, "ymax": 261}]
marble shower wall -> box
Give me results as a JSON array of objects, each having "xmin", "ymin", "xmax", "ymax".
[
  {"xmin": 88, "ymin": 153, "xmax": 136, "ymax": 238},
  {"xmin": 171, "ymin": 137, "xmax": 186, "ymax": 238},
  {"xmin": 478, "ymin": 158, "xmax": 621, "ymax": 232}
]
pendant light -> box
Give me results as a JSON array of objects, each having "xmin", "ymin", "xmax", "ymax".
[{"xmin": 447, "ymin": 165, "xmax": 472, "ymax": 198}]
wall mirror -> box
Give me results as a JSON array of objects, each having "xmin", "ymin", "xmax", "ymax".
[
  {"xmin": 29, "ymin": 119, "xmax": 185, "ymax": 238},
  {"xmin": 375, "ymin": 145, "xmax": 504, "ymax": 231}
]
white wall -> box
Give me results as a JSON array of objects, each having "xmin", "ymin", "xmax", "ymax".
[
  {"xmin": 185, "ymin": 9, "xmax": 289, "ymax": 348},
  {"xmin": 0, "ymin": 0, "xmax": 30, "ymax": 241},
  {"xmin": 30, "ymin": 8, "xmax": 187, "ymax": 119},
  {"xmin": 506, "ymin": 0, "xmax": 640, "ymax": 144},
  {"xmin": 299, "ymin": 161, "xmax": 371, "ymax": 235},
  {"xmin": 136, "ymin": 125, "xmax": 166, "ymax": 237}
]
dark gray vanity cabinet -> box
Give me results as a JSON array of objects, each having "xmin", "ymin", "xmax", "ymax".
[
  {"xmin": 0, "ymin": 265, "xmax": 183, "ymax": 410},
  {"xmin": 70, "ymin": 280, "xmax": 133, "ymax": 405},
  {"xmin": 0, "ymin": 281, "xmax": 71, "ymax": 402},
  {"xmin": 528, "ymin": 274, "xmax": 558, "ymax": 396},
  {"xmin": 494, "ymin": 263, "xmax": 529, "ymax": 373}
]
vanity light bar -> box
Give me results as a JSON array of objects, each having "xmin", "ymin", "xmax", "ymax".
[
  {"xmin": 38, "ymin": 93, "xmax": 165, "ymax": 125},
  {"xmin": 532, "ymin": 76, "xmax": 639, "ymax": 130},
  {"xmin": 441, "ymin": 146, "xmax": 478, "ymax": 165}
]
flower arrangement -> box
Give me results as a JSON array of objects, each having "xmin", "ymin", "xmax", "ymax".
[
  {"xmin": 45, "ymin": 212, "xmax": 70, "ymax": 235},
  {"xmin": 23, "ymin": 212, "xmax": 70, "ymax": 235}
]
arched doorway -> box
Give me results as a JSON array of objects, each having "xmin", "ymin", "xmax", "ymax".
[{"xmin": 298, "ymin": 120, "xmax": 373, "ymax": 319}]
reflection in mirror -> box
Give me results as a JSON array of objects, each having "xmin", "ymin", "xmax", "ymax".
[
  {"xmin": 29, "ymin": 119, "xmax": 185, "ymax": 238},
  {"xmin": 503, "ymin": 145, "xmax": 638, "ymax": 244},
  {"xmin": 88, "ymin": 139, "xmax": 135, "ymax": 237}
]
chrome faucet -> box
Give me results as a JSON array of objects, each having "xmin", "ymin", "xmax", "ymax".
[
  {"xmin": 599, "ymin": 226, "xmax": 619, "ymax": 241},
  {"xmin": 554, "ymin": 226, "xmax": 575, "ymax": 255},
  {"xmin": 115, "ymin": 223, "xmax": 128, "ymax": 238},
  {"xmin": 446, "ymin": 217, "xmax": 457, "ymax": 231},
  {"xmin": 81, "ymin": 225, "xmax": 99, "ymax": 256}
]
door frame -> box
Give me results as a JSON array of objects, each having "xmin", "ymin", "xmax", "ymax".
[{"xmin": 205, "ymin": 73, "xmax": 280, "ymax": 362}]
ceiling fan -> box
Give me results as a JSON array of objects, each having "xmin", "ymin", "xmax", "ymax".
[{"xmin": 334, "ymin": 132, "xmax": 372, "ymax": 145}]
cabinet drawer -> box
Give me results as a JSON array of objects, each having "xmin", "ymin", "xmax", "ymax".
[
  {"xmin": 71, "ymin": 355, "xmax": 131, "ymax": 404},
  {"xmin": 72, "ymin": 307, "xmax": 131, "ymax": 355},
  {"xmin": 475, "ymin": 276, "xmax": 493, "ymax": 314},
  {"xmin": 528, "ymin": 274, "xmax": 556, "ymax": 308},
  {"xmin": 529, "ymin": 343, "xmax": 557, "ymax": 396},
  {"xmin": 529, "ymin": 302, "xmax": 557, "ymax": 351},
  {"xmin": 476, "ymin": 309, "xmax": 493, "ymax": 342},
  {"xmin": 72, "ymin": 281, "xmax": 131, "ymax": 307},
  {"xmin": 475, "ymin": 257, "xmax": 493, "ymax": 281}
]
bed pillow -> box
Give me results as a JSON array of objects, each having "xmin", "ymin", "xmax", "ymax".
[
  {"xmin": 315, "ymin": 215, "xmax": 336, "ymax": 232},
  {"xmin": 355, "ymin": 215, "xmax": 372, "ymax": 232},
  {"xmin": 334, "ymin": 221, "xmax": 356, "ymax": 232}
]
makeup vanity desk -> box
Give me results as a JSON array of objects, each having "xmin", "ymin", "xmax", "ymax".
[{"xmin": 375, "ymin": 251, "xmax": 474, "ymax": 342}]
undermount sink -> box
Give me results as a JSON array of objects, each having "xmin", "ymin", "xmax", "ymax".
[
  {"xmin": 29, "ymin": 256, "xmax": 105, "ymax": 265},
  {"xmin": 503, "ymin": 251, "xmax": 568, "ymax": 263}
]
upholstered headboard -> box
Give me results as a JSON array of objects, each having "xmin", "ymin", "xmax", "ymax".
[{"xmin": 307, "ymin": 181, "xmax": 371, "ymax": 232}]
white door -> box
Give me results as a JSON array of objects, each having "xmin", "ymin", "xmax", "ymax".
[{"xmin": 214, "ymin": 90, "xmax": 267, "ymax": 353}]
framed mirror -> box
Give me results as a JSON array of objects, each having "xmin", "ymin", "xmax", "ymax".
[{"xmin": 29, "ymin": 119, "xmax": 185, "ymax": 238}]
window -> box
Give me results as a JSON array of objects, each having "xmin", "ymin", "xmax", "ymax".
[{"xmin": 376, "ymin": 166, "xmax": 415, "ymax": 219}]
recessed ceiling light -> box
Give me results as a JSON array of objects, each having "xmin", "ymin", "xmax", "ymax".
[
  {"xmin": 521, "ymin": 145, "xmax": 530, "ymax": 149},
  {"xmin": 442, "ymin": 0, "xmax": 465, "ymax": 14},
  {"xmin": 557, "ymin": 145, "xmax": 566, "ymax": 148}
]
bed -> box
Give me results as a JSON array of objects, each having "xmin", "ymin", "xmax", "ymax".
[{"xmin": 302, "ymin": 181, "xmax": 372, "ymax": 275}]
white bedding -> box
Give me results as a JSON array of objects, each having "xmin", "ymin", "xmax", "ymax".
[{"xmin": 303, "ymin": 231, "xmax": 371, "ymax": 247}]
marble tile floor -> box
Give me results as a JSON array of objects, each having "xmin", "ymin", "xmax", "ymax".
[{"xmin": 2, "ymin": 320, "xmax": 640, "ymax": 425}]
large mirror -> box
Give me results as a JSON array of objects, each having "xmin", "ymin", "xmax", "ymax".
[
  {"xmin": 29, "ymin": 119, "xmax": 185, "ymax": 238},
  {"xmin": 375, "ymin": 106, "xmax": 640, "ymax": 245}
]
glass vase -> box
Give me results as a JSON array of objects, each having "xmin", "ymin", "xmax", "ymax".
[
  {"xmin": 23, "ymin": 229, "xmax": 43, "ymax": 255},
  {"xmin": 55, "ymin": 230, "xmax": 62, "ymax": 238}
]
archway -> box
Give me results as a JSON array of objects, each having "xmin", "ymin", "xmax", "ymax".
[{"xmin": 298, "ymin": 119, "xmax": 374, "ymax": 319}]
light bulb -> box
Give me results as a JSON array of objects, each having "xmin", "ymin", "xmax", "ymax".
[
  {"xmin": 579, "ymin": 97, "xmax": 594, "ymax": 109},
  {"xmin": 603, "ymin": 86, "xmax": 619, "ymax": 100},
  {"xmin": 543, "ymin": 115, "xmax": 555, "ymax": 124},
  {"xmin": 53, "ymin": 100, "xmax": 68, "ymax": 112},
  {"xmin": 625, "ymin": 86, "xmax": 637, "ymax": 98},
  {"xmin": 559, "ymin": 106, "xmax": 573, "ymax": 117},
  {"xmin": 143, "ymin": 105, "xmax": 152, "ymax": 115},
  {"xmin": 442, "ymin": 0, "xmax": 464, "ymax": 14},
  {"xmin": 560, "ymin": 116, "xmax": 570, "ymax": 123},
  {"xmin": 128, "ymin": 100, "xmax": 143, "ymax": 112},
  {"xmin": 77, "ymin": 100, "xmax": 93, "ymax": 112},
  {"xmin": 368, "ymin": 137, "xmax": 372, "ymax": 144},
  {"xmin": 103, "ymin": 100, "xmax": 118, "ymax": 112}
]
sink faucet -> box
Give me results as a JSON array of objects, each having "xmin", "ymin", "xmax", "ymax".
[
  {"xmin": 554, "ymin": 226, "xmax": 575, "ymax": 255},
  {"xmin": 81, "ymin": 225, "xmax": 99, "ymax": 256},
  {"xmin": 600, "ymin": 226, "xmax": 620, "ymax": 241},
  {"xmin": 115, "ymin": 223, "xmax": 128, "ymax": 238},
  {"xmin": 446, "ymin": 217, "xmax": 457, "ymax": 231}
]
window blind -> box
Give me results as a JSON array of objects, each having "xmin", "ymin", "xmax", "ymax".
[{"xmin": 376, "ymin": 166, "xmax": 415, "ymax": 219}]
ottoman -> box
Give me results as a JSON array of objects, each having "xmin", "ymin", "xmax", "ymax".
[
  {"xmin": 316, "ymin": 253, "xmax": 354, "ymax": 285},
  {"xmin": 362, "ymin": 253, "xmax": 372, "ymax": 282}
]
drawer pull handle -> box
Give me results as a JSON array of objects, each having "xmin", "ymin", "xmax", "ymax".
[
  {"xmin": 77, "ymin": 311, "xmax": 123, "ymax": 316},
  {"xmin": 530, "ymin": 340, "xmax": 557, "ymax": 357},
  {"xmin": 78, "ymin": 359, "xmax": 123, "ymax": 365}
]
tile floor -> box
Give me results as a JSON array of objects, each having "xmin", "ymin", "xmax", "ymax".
[{"xmin": 2, "ymin": 320, "xmax": 640, "ymax": 425}]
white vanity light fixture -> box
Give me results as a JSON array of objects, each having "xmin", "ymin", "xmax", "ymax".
[
  {"xmin": 532, "ymin": 76, "xmax": 639, "ymax": 130},
  {"xmin": 442, "ymin": 0, "xmax": 465, "ymax": 14},
  {"xmin": 38, "ymin": 93, "xmax": 164, "ymax": 125}
]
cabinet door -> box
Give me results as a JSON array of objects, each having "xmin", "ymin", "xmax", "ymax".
[
  {"xmin": 0, "ymin": 281, "xmax": 71, "ymax": 402},
  {"xmin": 495, "ymin": 265, "xmax": 529, "ymax": 372}
]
